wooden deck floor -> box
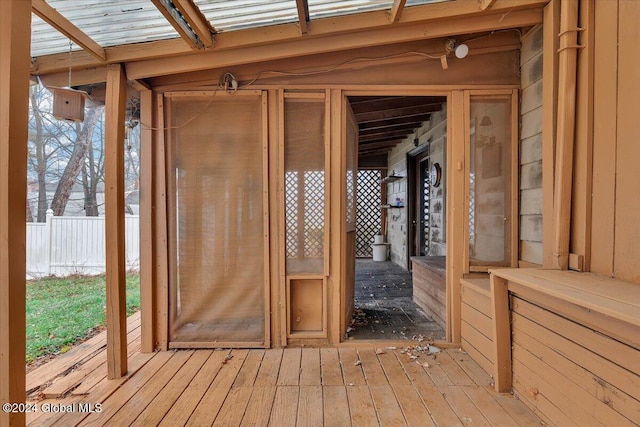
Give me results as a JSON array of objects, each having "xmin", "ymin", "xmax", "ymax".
[{"xmin": 26, "ymin": 313, "xmax": 542, "ymax": 426}]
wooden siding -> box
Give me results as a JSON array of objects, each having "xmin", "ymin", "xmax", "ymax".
[
  {"xmin": 411, "ymin": 257, "xmax": 446, "ymax": 329},
  {"xmin": 487, "ymin": 268, "xmax": 640, "ymax": 427},
  {"xmin": 519, "ymin": 25, "xmax": 544, "ymax": 266},
  {"xmin": 460, "ymin": 278, "xmax": 494, "ymax": 377}
]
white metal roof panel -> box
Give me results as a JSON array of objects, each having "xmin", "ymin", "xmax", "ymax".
[
  {"xmin": 31, "ymin": 0, "xmax": 180, "ymax": 57},
  {"xmin": 194, "ymin": 0, "xmax": 299, "ymax": 32}
]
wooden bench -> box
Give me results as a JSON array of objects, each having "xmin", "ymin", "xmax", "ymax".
[{"xmin": 489, "ymin": 268, "xmax": 640, "ymax": 426}]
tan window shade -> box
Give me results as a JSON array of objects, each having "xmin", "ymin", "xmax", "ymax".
[
  {"xmin": 284, "ymin": 98, "xmax": 326, "ymax": 275},
  {"xmin": 168, "ymin": 95, "xmax": 266, "ymax": 344}
]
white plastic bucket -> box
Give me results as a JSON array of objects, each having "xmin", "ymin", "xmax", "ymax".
[
  {"xmin": 371, "ymin": 243, "xmax": 389, "ymax": 261},
  {"xmin": 373, "ymin": 235, "xmax": 385, "ymax": 244}
]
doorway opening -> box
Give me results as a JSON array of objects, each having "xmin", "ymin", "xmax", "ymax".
[{"xmin": 345, "ymin": 95, "xmax": 447, "ymax": 342}]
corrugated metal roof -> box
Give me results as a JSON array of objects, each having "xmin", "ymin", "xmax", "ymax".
[
  {"xmin": 30, "ymin": 0, "xmax": 447, "ymax": 58},
  {"xmin": 31, "ymin": 0, "xmax": 180, "ymax": 57}
]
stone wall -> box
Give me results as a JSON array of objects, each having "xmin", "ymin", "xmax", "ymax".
[{"xmin": 386, "ymin": 105, "xmax": 447, "ymax": 269}]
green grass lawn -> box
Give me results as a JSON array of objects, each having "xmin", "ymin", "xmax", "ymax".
[{"xmin": 26, "ymin": 274, "xmax": 140, "ymax": 363}]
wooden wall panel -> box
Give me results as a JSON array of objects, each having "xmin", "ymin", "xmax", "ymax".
[
  {"xmin": 613, "ymin": 0, "xmax": 640, "ymax": 283},
  {"xmin": 460, "ymin": 279, "xmax": 494, "ymax": 377},
  {"xmin": 511, "ymin": 296, "xmax": 639, "ymax": 426}
]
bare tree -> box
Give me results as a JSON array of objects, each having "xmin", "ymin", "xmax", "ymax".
[{"xmin": 49, "ymin": 106, "xmax": 102, "ymax": 216}]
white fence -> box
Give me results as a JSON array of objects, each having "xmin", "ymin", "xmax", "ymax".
[{"xmin": 27, "ymin": 211, "xmax": 140, "ymax": 278}]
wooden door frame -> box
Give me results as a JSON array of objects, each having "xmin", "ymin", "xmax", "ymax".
[{"xmin": 406, "ymin": 143, "xmax": 431, "ymax": 265}]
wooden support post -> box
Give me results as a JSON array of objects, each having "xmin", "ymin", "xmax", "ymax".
[
  {"xmin": 445, "ymin": 90, "xmax": 465, "ymax": 343},
  {"xmin": 551, "ymin": 0, "xmax": 579, "ymax": 270},
  {"xmin": 0, "ymin": 1, "xmax": 30, "ymax": 425},
  {"xmin": 153, "ymin": 93, "xmax": 169, "ymax": 351},
  {"xmin": 542, "ymin": 0, "xmax": 560, "ymax": 268},
  {"xmin": 490, "ymin": 273, "xmax": 512, "ymax": 393},
  {"xmin": 105, "ymin": 63, "xmax": 128, "ymax": 378},
  {"xmin": 329, "ymin": 89, "xmax": 343, "ymax": 344},
  {"xmin": 139, "ymin": 89, "xmax": 155, "ymax": 353}
]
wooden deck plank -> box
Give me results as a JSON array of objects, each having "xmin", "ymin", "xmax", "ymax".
[
  {"xmin": 233, "ymin": 349, "xmax": 264, "ymax": 387},
  {"xmin": 186, "ymin": 350, "xmax": 249, "ymax": 426},
  {"xmin": 212, "ymin": 386, "xmax": 254, "ymax": 427},
  {"xmin": 338, "ymin": 348, "xmax": 366, "ymax": 386},
  {"xmin": 460, "ymin": 385, "xmax": 521, "ymax": 427},
  {"xmin": 376, "ymin": 350, "xmax": 411, "ymax": 386},
  {"xmin": 254, "ymin": 349, "xmax": 283, "ymax": 386},
  {"xmin": 269, "ymin": 386, "xmax": 299, "ymax": 427},
  {"xmin": 346, "ymin": 386, "xmax": 379, "ymax": 427},
  {"xmin": 323, "ymin": 386, "xmax": 352, "ymax": 427},
  {"xmin": 27, "ymin": 342, "xmax": 545, "ymax": 427},
  {"xmin": 437, "ymin": 351, "xmax": 475, "ymax": 386},
  {"xmin": 158, "ymin": 350, "xmax": 230, "ymax": 427},
  {"xmin": 320, "ymin": 348, "xmax": 344, "ymax": 385},
  {"xmin": 357, "ymin": 348, "xmax": 388, "ymax": 386},
  {"xmin": 440, "ymin": 385, "xmax": 492, "ymax": 427},
  {"xmin": 26, "ymin": 312, "xmax": 141, "ymax": 394},
  {"xmin": 277, "ymin": 348, "xmax": 302, "ymax": 386},
  {"xmin": 449, "ymin": 349, "xmax": 542, "ymax": 427},
  {"xmin": 240, "ymin": 386, "xmax": 276, "ymax": 427},
  {"xmin": 130, "ymin": 350, "xmax": 212, "ymax": 426},
  {"xmin": 369, "ymin": 385, "xmax": 406, "ymax": 426},
  {"xmin": 393, "ymin": 385, "xmax": 435, "ymax": 427},
  {"xmin": 394, "ymin": 352, "xmax": 463, "ymax": 427},
  {"xmin": 95, "ymin": 350, "xmax": 194, "ymax": 426},
  {"xmin": 50, "ymin": 350, "xmax": 170, "ymax": 427},
  {"xmin": 299, "ymin": 348, "xmax": 321, "ymax": 386},
  {"xmin": 42, "ymin": 325, "xmax": 142, "ymax": 398},
  {"xmin": 296, "ymin": 386, "xmax": 324, "ymax": 427}
]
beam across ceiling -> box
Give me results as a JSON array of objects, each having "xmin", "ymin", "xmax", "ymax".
[
  {"xmin": 125, "ymin": 7, "xmax": 542, "ymax": 80},
  {"xmin": 296, "ymin": 0, "xmax": 310, "ymax": 34},
  {"xmin": 32, "ymin": 0, "xmax": 546, "ymax": 76},
  {"xmin": 173, "ymin": 0, "xmax": 216, "ymax": 48},
  {"xmin": 151, "ymin": 0, "xmax": 204, "ymax": 50},
  {"xmin": 389, "ymin": 0, "xmax": 407, "ymax": 23},
  {"xmin": 32, "ymin": 0, "xmax": 106, "ymax": 62}
]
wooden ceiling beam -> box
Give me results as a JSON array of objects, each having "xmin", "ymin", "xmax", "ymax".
[
  {"xmin": 358, "ymin": 135, "xmax": 405, "ymax": 144},
  {"xmin": 358, "ymin": 147, "xmax": 393, "ymax": 156},
  {"xmin": 296, "ymin": 0, "xmax": 310, "ymax": 34},
  {"xmin": 351, "ymin": 96, "xmax": 444, "ymax": 113},
  {"xmin": 359, "ymin": 140, "xmax": 402, "ymax": 150},
  {"xmin": 359, "ymin": 114, "xmax": 430, "ymax": 130},
  {"xmin": 32, "ymin": 1, "xmax": 545, "ymax": 76},
  {"xmin": 151, "ymin": 0, "xmax": 204, "ymax": 50},
  {"xmin": 130, "ymin": 7, "xmax": 541, "ymax": 79},
  {"xmin": 173, "ymin": 0, "xmax": 216, "ymax": 48},
  {"xmin": 32, "ymin": 0, "xmax": 106, "ymax": 62},
  {"xmin": 355, "ymin": 103, "xmax": 443, "ymax": 123},
  {"xmin": 479, "ymin": 0, "xmax": 498, "ymax": 11},
  {"xmin": 389, "ymin": 0, "xmax": 407, "ymax": 23},
  {"xmin": 360, "ymin": 125, "xmax": 417, "ymax": 137}
]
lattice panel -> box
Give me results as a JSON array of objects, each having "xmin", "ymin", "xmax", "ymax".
[
  {"xmin": 356, "ymin": 170, "xmax": 382, "ymax": 257},
  {"xmin": 303, "ymin": 171, "xmax": 325, "ymax": 258},
  {"xmin": 421, "ymin": 164, "xmax": 430, "ymax": 255},
  {"xmin": 285, "ymin": 171, "xmax": 298, "ymax": 258}
]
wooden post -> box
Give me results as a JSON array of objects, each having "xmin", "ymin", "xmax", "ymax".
[
  {"xmin": 0, "ymin": 1, "xmax": 30, "ymax": 425},
  {"xmin": 139, "ymin": 89, "xmax": 155, "ymax": 352},
  {"xmin": 445, "ymin": 90, "xmax": 465, "ymax": 343},
  {"xmin": 542, "ymin": 0, "xmax": 560, "ymax": 269},
  {"xmin": 551, "ymin": 0, "xmax": 579, "ymax": 270},
  {"xmin": 105, "ymin": 64, "xmax": 128, "ymax": 378},
  {"xmin": 490, "ymin": 273, "xmax": 512, "ymax": 393}
]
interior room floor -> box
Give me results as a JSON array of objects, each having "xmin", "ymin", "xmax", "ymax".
[{"xmin": 347, "ymin": 259, "xmax": 446, "ymax": 341}]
